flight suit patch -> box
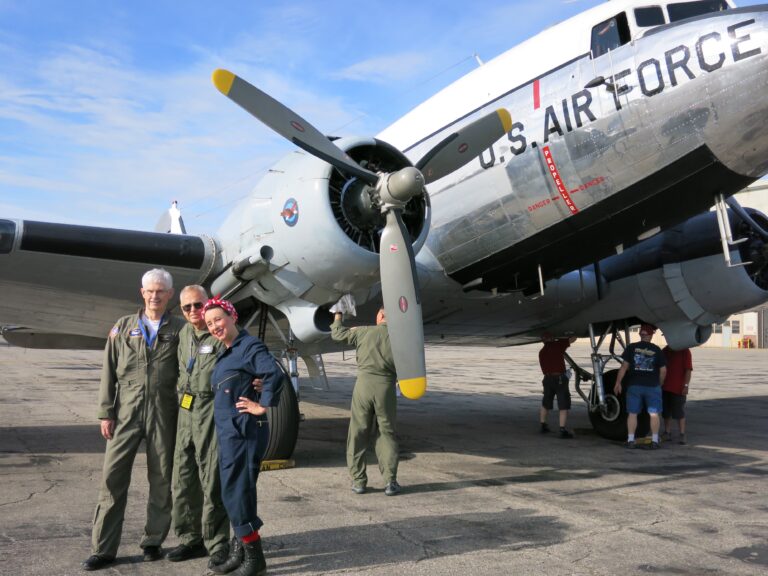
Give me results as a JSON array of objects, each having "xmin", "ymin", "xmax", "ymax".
[{"xmin": 129, "ymin": 328, "xmax": 142, "ymax": 336}]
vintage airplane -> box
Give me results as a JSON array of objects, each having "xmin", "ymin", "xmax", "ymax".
[{"xmin": 2, "ymin": 0, "xmax": 768, "ymax": 456}]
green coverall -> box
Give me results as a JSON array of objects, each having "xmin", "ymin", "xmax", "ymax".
[
  {"xmin": 171, "ymin": 323, "xmax": 229, "ymax": 554},
  {"xmin": 331, "ymin": 317, "xmax": 399, "ymax": 486},
  {"xmin": 91, "ymin": 310, "xmax": 186, "ymax": 557}
]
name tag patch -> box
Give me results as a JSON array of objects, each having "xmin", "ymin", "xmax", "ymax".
[
  {"xmin": 129, "ymin": 328, "xmax": 142, "ymax": 337},
  {"xmin": 200, "ymin": 345, "xmax": 214, "ymax": 354}
]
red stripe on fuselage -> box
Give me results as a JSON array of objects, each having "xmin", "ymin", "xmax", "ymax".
[{"xmin": 533, "ymin": 79, "xmax": 540, "ymax": 110}]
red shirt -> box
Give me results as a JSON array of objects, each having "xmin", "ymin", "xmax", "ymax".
[
  {"xmin": 539, "ymin": 339, "xmax": 571, "ymax": 374},
  {"xmin": 662, "ymin": 346, "xmax": 693, "ymax": 395}
]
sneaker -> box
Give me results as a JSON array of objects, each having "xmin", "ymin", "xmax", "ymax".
[
  {"xmin": 649, "ymin": 441, "xmax": 660, "ymax": 450},
  {"xmin": 625, "ymin": 440, "xmax": 637, "ymax": 449},
  {"xmin": 559, "ymin": 428, "xmax": 574, "ymax": 439},
  {"xmin": 142, "ymin": 546, "xmax": 162, "ymax": 562},
  {"xmin": 678, "ymin": 434, "xmax": 687, "ymax": 445},
  {"xmin": 540, "ymin": 423, "xmax": 550, "ymax": 434},
  {"xmin": 351, "ymin": 483, "xmax": 366, "ymax": 494},
  {"xmin": 384, "ymin": 481, "xmax": 402, "ymax": 496}
]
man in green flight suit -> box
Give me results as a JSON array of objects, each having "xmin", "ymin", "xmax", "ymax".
[
  {"xmin": 165, "ymin": 285, "xmax": 230, "ymax": 569},
  {"xmin": 82, "ymin": 268, "xmax": 187, "ymax": 571},
  {"xmin": 331, "ymin": 302, "xmax": 401, "ymax": 496}
]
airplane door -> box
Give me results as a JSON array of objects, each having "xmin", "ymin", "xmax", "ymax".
[{"xmin": 721, "ymin": 323, "xmax": 731, "ymax": 347}]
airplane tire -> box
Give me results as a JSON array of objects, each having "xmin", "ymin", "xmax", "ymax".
[
  {"xmin": 588, "ymin": 369, "xmax": 650, "ymax": 441},
  {"xmin": 264, "ymin": 378, "xmax": 300, "ymax": 461}
]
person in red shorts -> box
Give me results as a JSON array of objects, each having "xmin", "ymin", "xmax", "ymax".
[
  {"xmin": 662, "ymin": 346, "xmax": 693, "ymax": 444},
  {"xmin": 538, "ymin": 334, "xmax": 577, "ymax": 438}
]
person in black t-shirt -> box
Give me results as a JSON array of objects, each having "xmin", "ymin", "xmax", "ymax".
[{"xmin": 614, "ymin": 324, "xmax": 667, "ymax": 450}]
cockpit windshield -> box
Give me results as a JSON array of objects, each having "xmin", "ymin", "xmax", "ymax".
[{"xmin": 668, "ymin": 0, "xmax": 729, "ymax": 22}]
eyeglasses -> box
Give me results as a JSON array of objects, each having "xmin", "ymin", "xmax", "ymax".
[{"xmin": 181, "ymin": 302, "xmax": 205, "ymax": 312}]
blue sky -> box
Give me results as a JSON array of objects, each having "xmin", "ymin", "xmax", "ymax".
[{"xmin": 0, "ymin": 0, "xmax": 761, "ymax": 233}]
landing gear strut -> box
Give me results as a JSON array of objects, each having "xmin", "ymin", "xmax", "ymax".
[{"xmin": 567, "ymin": 322, "xmax": 649, "ymax": 440}]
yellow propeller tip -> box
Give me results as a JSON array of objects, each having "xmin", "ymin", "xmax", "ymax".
[
  {"xmin": 399, "ymin": 377, "xmax": 427, "ymax": 400},
  {"xmin": 212, "ymin": 69, "xmax": 235, "ymax": 95},
  {"xmin": 497, "ymin": 108, "xmax": 513, "ymax": 134}
]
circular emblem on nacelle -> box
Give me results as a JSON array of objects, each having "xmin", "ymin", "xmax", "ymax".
[
  {"xmin": 281, "ymin": 198, "xmax": 299, "ymax": 227},
  {"xmin": 290, "ymin": 120, "xmax": 305, "ymax": 133},
  {"xmin": 398, "ymin": 296, "xmax": 408, "ymax": 313}
]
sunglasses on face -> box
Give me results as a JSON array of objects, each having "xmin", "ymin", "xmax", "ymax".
[{"xmin": 181, "ymin": 302, "xmax": 205, "ymax": 312}]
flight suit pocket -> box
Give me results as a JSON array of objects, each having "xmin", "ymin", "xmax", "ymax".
[{"xmin": 213, "ymin": 374, "xmax": 238, "ymax": 411}]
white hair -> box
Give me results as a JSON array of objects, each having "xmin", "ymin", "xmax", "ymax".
[
  {"xmin": 142, "ymin": 268, "xmax": 173, "ymax": 289},
  {"xmin": 180, "ymin": 284, "xmax": 208, "ymax": 299}
]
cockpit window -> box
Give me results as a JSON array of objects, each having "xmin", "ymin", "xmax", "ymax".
[
  {"xmin": 668, "ymin": 0, "xmax": 728, "ymax": 22},
  {"xmin": 591, "ymin": 12, "xmax": 632, "ymax": 58},
  {"xmin": 635, "ymin": 6, "xmax": 666, "ymax": 27}
]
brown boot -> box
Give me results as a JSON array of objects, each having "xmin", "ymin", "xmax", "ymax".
[
  {"xmin": 230, "ymin": 539, "xmax": 266, "ymax": 576},
  {"xmin": 210, "ymin": 536, "xmax": 243, "ymax": 574}
]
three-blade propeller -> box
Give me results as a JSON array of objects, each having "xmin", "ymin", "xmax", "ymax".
[{"xmin": 212, "ymin": 68, "xmax": 511, "ymax": 399}]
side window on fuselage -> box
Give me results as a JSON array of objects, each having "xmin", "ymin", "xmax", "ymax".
[{"xmin": 591, "ymin": 12, "xmax": 632, "ymax": 58}]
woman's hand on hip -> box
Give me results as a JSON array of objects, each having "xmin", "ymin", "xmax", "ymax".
[{"xmin": 236, "ymin": 396, "xmax": 267, "ymax": 416}]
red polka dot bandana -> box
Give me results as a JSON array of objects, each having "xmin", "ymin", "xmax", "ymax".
[{"xmin": 203, "ymin": 296, "xmax": 238, "ymax": 323}]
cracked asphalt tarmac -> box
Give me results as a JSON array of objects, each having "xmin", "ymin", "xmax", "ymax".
[{"xmin": 1, "ymin": 340, "xmax": 767, "ymax": 575}]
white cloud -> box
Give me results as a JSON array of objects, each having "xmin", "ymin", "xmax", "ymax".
[
  {"xmin": 0, "ymin": 29, "xmax": 370, "ymax": 233},
  {"xmin": 332, "ymin": 52, "xmax": 432, "ymax": 85}
]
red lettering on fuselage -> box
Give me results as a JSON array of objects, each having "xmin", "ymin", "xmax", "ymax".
[{"xmin": 543, "ymin": 146, "xmax": 579, "ymax": 215}]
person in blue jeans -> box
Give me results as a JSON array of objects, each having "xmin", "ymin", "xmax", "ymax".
[{"xmin": 614, "ymin": 324, "xmax": 667, "ymax": 450}]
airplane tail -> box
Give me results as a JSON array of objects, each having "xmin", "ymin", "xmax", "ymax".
[{"xmin": 155, "ymin": 200, "xmax": 187, "ymax": 234}]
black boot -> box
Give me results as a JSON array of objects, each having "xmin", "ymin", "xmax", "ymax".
[
  {"xmin": 230, "ymin": 539, "xmax": 266, "ymax": 576},
  {"xmin": 210, "ymin": 537, "xmax": 243, "ymax": 575}
]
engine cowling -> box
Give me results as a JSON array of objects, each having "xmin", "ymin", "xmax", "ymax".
[
  {"xmin": 210, "ymin": 137, "xmax": 431, "ymax": 342},
  {"xmin": 656, "ymin": 320, "xmax": 713, "ymax": 349},
  {"xmin": 538, "ymin": 208, "xmax": 768, "ymax": 344},
  {"xmin": 269, "ymin": 136, "xmax": 429, "ymax": 297}
]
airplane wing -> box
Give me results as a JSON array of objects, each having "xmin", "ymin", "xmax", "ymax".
[{"xmin": 0, "ymin": 219, "xmax": 218, "ymax": 347}]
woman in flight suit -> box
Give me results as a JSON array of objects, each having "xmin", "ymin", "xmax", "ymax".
[{"xmin": 202, "ymin": 297, "xmax": 282, "ymax": 576}]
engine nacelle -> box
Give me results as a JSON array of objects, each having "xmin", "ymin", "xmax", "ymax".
[
  {"xmin": 656, "ymin": 321, "xmax": 713, "ymax": 350},
  {"xmin": 211, "ymin": 137, "xmax": 431, "ymax": 342},
  {"xmin": 544, "ymin": 208, "xmax": 768, "ymax": 343},
  {"xmin": 273, "ymin": 298, "xmax": 333, "ymax": 344},
  {"xmin": 269, "ymin": 137, "xmax": 429, "ymax": 297}
]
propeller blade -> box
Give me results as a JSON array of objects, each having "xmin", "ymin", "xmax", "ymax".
[
  {"xmin": 379, "ymin": 210, "xmax": 427, "ymax": 399},
  {"xmin": 416, "ymin": 108, "xmax": 512, "ymax": 184},
  {"xmin": 212, "ymin": 69, "xmax": 379, "ymax": 185}
]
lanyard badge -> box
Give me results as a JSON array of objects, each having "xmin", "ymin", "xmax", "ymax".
[{"xmin": 180, "ymin": 392, "xmax": 195, "ymax": 411}]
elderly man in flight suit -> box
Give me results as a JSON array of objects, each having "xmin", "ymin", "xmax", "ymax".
[
  {"xmin": 331, "ymin": 302, "xmax": 401, "ymax": 496},
  {"xmin": 82, "ymin": 268, "xmax": 186, "ymax": 571},
  {"xmin": 164, "ymin": 285, "xmax": 230, "ymax": 569}
]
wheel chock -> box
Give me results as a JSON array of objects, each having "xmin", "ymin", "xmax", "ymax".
[{"xmin": 260, "ymin": 459, "xmax": 296, "ymax": 471}]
